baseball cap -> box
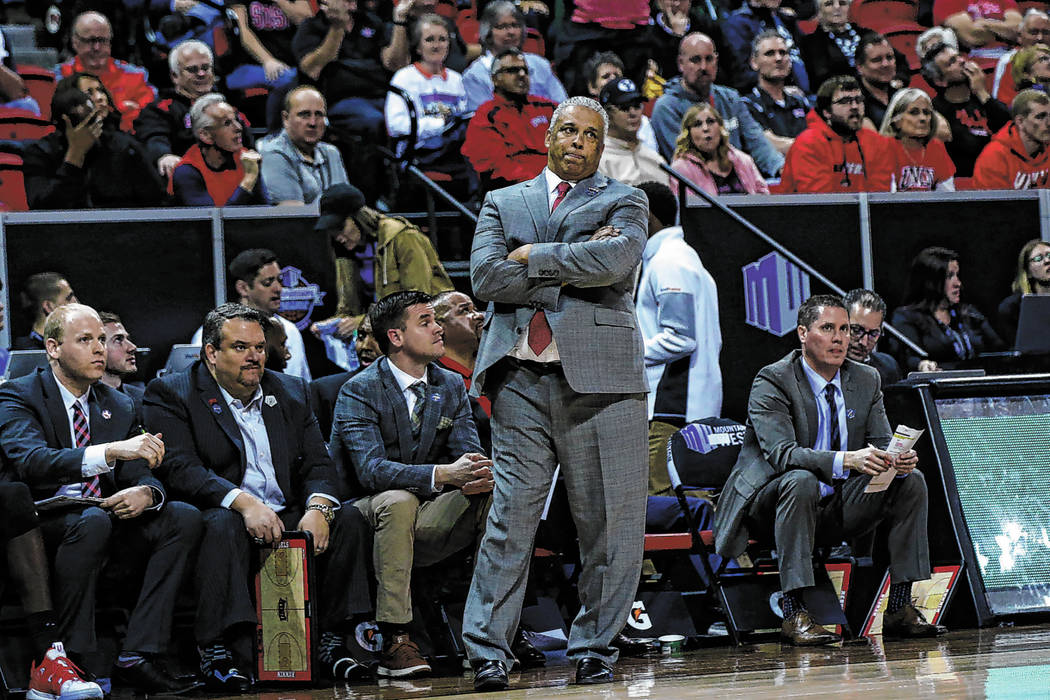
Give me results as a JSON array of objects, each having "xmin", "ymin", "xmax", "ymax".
[
  {"xmin": 315, "ymin": 183, "xmax": 366, "ymax": 232},
  {"xmin": 599, "ymin": 78, "xmax": 644, "ymax": 108}
]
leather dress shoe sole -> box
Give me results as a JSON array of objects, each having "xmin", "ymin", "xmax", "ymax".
[{"xmin": 575, "ymin": 657, "xmax": 613, "ymax": 685}]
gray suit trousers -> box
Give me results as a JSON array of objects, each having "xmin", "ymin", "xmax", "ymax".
[
  {"xmin": 462, "ymin": 361, "xmax": 648, "ymax": 664},
  {"xmin": 746, "ymin": 469, "xmax": 931, "ymax": 592}
]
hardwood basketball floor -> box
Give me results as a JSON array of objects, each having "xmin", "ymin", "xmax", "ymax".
[{"xmin": 202, "ymin": 624, "xmax": 1050, "ymax": 699}]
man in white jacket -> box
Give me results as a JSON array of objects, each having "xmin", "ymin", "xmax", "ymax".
[{"xmin": 634, "ymin": 181, "xmax": 722, "ymax": 496}]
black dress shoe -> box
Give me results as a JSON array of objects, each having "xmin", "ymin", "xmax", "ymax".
[
  {"xmin": 511, "ymin": 628, "xmax": 546, "ymax": 669},
  {"xmin": 611, "ymin": 632, "xmax": 660, "ymax": 658},
  {"xmin": 575, "ymin": 656, "xmax": 613, "ymax": 685},
  {"xmin": 112, "ymin": 659, "xmax": 200, "ymax": 695},
  {"xmin": 470, "ymin": 659, "xmax": 509, "ymax": 692}
]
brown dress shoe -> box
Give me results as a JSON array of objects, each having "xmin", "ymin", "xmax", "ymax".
[
  {"xmin": 781, "ymin": 611, "xmax": 841, "ymax": 646},
  {"xmin": 882, "ymin": 604, "xmax": 947, "ymax": 639}
]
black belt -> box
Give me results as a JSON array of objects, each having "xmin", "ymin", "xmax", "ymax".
[{"xmin": 505, "ymin": 357, "xmax": 563, "ymax": 375}]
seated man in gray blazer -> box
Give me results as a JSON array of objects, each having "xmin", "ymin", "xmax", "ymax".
[
  {"xmin": 331, "ymin": 291, "xmax": 494, "ymax": 679},
  {"xmin": 713, "ymin": 294, "xmax": 946, "ymax": 646}
]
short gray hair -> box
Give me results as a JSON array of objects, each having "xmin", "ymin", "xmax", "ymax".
[
  {"xmin": 189, "ymin": 92, "xmax": 227, "ymax": 135},
  {"xmin": 1024, "ymin": 7, "xmax": 1050, "ymax": 26},
  {"xmin": 549, "ymin": 96, "xmax": 609, "ymax": 138},
  {"xmin": 917, "ymin": 26, "xmax": 957, "ymax": 60},
  {"xmin": 170, "ymin": 39, "xmax": 213, "ymax": 75},
  {"xmin": 479, "ymin": 0, "xmax": 524, "ymax": 51}
]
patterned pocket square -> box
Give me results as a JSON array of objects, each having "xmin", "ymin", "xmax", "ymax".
[{"xmin": 437, "ymin": 416, "xmax": 454, "ymax": 430}]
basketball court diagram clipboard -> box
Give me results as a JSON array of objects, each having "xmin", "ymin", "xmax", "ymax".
[{"xmin": 255, "ymin": 531, "xmax": 317, "ymax": 682}]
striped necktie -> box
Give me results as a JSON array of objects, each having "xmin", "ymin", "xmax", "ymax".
[
  {"xmin": 824, "ymin": 384, "xmax": 841, "ymax": 452},
  {"xmin": 74, "ymin": 401, "xmax": 101, "ymax": 498},
  {"xmin": 409, "ymin": 381, "xmax": 426, "ymax": 436}
]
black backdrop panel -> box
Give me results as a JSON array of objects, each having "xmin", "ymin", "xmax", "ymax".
[
  {"xmin": 869, "ymin": 199, "xmax": 1039, "ymax": 324},
  {"xmin": 684, "ymin": 201, "xmax": 865, "ymax": 421},
  {"xmin": 5, "ymin": 218, "xmax": 215, "ymax": 379}
]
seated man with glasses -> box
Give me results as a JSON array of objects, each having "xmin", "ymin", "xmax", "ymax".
[
  {"xmin": 56, "ymin": 11, "xmax": 157, "ymax": 132},
  {"xmin": 844, "ymin": 288, "xmax": 902, "ymax": 386},
  {"xmin": 780, "ymin": 75, "xmax": 895, "ymax": 193}
]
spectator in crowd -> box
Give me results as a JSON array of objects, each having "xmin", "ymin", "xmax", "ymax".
[
  {"xmin": 263, "ymin": 315, "xmax": 291, "ymax": 372},
  {"xmin": 583, "ymin": 51, "xmax": 658, "ymax": 151},
  {"xmin": 56, "ymin": 12, "xmax": 157, "ymax": 131},
  {"xmin": 648, "ymin": 0, "xmax": 727, "ymax": 83},
  {"xmin": 890, "ymin": 246, "xmax": 1003, "ymax": 371},
  {"xmin": 385, "ymin": 13, "xmax": 473, "ymax": 188},
  {"xmin": 799, "ymin": 0, "xmax": 873, "ymax": 89},
  {"xmin": 461, "ymin": 1, "xmax": 566, "ymax": 112},
  {"xmin": 25, "ymin": 88, "xmax": 166, "ymax": 209},
  {"xmin": 170, "ymin": 93, "xmax": 268, "ymax": 206},
  {"xmin": 432, "ymin": 290, "xmax": 491, "ymax": 453},
  {"xmin": 1009, "ymin": 43, "xmax": 1050, "ymax": 92},
  {"xmin": 134, "ymin": 40, "xmax": 242, "ymax": 179},
  {"xmin": 191, "ymin": 248, "xmax": 312, "ymax": 380},
  {"xmin": 879, "ymin": 88, "xmax": 956, "ymax": 191},
  {"xmin": 291, "ymin": 0, "xmax": 413, "ymax": 139},
  {"xmin": 670, "ymin": 102, "xmax": 769, "ymax": 200},
  {"xmin": 259, "ymin": 86, "xmax": 348, "ymax": 205},
  {"xmin": 226, "ymin": 0, "xmax": 307, "ymax": 131},
  {"xmin": 652, "ymin": 32, "xmax": 784, "ymax": 177},
  {"xmin": 998, "ymin": 238, "xmax": 1050, "ymax": 342},
  {"xmin": 310, "ymin": 311, "xmax": 381, "ymax": 442},
  {"xmin": 844, "ymin": 288, "xmax": 902, "ymax": 387},
  {"xmin": 463, "ymin": 48, "xmax": 555, "ymax": 191},
  {"xmin": 926, "ymin": 41, "xmax": 1012, "ymax": 177},
  {"xmin": 0, "ymin": 27, "xmax": 38, "ymax": 113},
  {"xmin": 13, "ymin": 272, "xmax": 78, "ymax": 350},
  {"xmin": 992, "ymin": 9, "xmax": 1050, "ymax": 105},
  {"xmin": 596, "ymin": 78, "xmax": 668, "ymax": 186},
  {"xmin": 55, "ymin": 72, "xmax": 120, "ymax": 130},
  {"xmin": 722, "ymin": 0, "xmax": 809, "ymax": 94},
  {"xmin": 312, "ymin": 183, "xmax": 454, "ymax": 340},
  {"xmin": 0, "ymin": 481, "xmax": 104, "ymax": 700},
  {"xmin": 553, "ymin": 0, "xmax": 652, "ymax": 96},
  {"xmin": 743, "ymin": 31, "xmax": 810, "ymax": 157},
  {"xmin": 714, "ymin": 294, "xmax": 942, "ymax": 646},
  {"xmin": 856, "ymin": 33, "xmax": 901, "ymax": 131},
  {"xmin": 635, "ymin": 181, "xmax": 722, "ymax": 496},
  {"xmin": 331, "ymin": 291, "xmax": 493, "ymax": 679},
  {"xmin": 0, "ymin": 304, "xmax": 200, "ymax": 694},
  {"xmin": 143, "ymin": 302, "xmax": 373, "ymax": 689},
  {"xmin": 98, "ymin": 311, "xmax": 144, "ymax": 415},
  {"xmin": 917, "ymin": 26, "xmax": 960, "ymax": 60},
  {"xmin": 933, "ymin": 0, "xmax": 1022, "ymax": 75},
  {"xmin": 974, "ymin": 89, "xmax": 1050, "ymax": 189},
  {"xmin": 780, "ymin": 75, "xmax": 894, "ymax": 193}
]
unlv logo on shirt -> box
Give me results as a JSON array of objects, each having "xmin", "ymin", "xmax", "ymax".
[
  {"xmin": 956, "ymin": 108, "xmax": 990, "ymax": 137},
  {"xmin": 1014, "ymin": 169, "xmax": 1050, "ymax": 189},
  {"xmin": 898, "ymin": 165, "xmax": 936, "ymax": 190}
]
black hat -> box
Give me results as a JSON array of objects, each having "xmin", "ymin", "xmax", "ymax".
[
  {"xmin": 315, "ymin": 183, "xmax": 366, "ymax": 231},
  {"xmin": 598, "ymin": 78, "xmax": 643, "ymax": 108}
]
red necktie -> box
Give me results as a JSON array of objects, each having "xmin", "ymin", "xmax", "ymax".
[
  {"xmin": 528, "ymin": 182, "xmax": 572, "ymax": 355},
  {"xmin": 74, "ymin": 402, "xmax": 101, "ymax": 498}
]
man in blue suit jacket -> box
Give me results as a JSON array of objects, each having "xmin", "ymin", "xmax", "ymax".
[
  {"xmin": 143, "ymin": 303, "xmax": 373, "ymax": 691},
  {"xmin": 463, "ymin": 96, "xmax": 650, "ymax": 690},
  {"xmin": 331, "ymin": 291, "xmax": 493, "ymax": 679},
  {"xmin": 0, "ymin": 304, "xmax": 200, "ymax": 694}
]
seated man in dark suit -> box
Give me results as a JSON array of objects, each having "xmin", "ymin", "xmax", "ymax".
[
  {"xmin": 331, "ymin": 291, "xmax": 494, "ymax": 679},
  {"xmin": 143, "ymin": 303, "xmax": 374, "ymax": 691},
  {"xmin": 844, "ymin": 289, "xmax": 902, "ymax": 387},
  {"xmin": 310, "ymin": 312, "xmax": 382, "ymax": 443},
  {"xmin": 713, "ymin": 294, "xmax": 945, "ymax": 646},
  {"xmin": 98, "ymin": 312, "xmax": 145, "ymax": 416},
  {"xmin": 0, "ymin": 304, "xmax": 201, "ymax": 694}
]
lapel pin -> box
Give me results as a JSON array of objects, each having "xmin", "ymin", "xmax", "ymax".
[
  {"xmin": 265, "ymin": 395, "xmax": 277, "ymax": 407},
  {"xmin": 846, "ymin": 408, "xmax": 856, "ymax": 419},
  {"xmin": 208, "ymin": 397, "xmax": 223, "ymax": 415},
  {"xmin": 101, "ymin": 409, "xmax": 111, "ymax": 420},
  {"xmin": 586, "ymin": 186, "xmax": 599, "ymax": 195},
  {"xmin": 430, "ymin": 393, "xmax": 441, "ymax": 402}
]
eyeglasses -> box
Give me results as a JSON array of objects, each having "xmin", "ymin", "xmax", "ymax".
[
  {"xmin": 182, "ymin": 63, "xmax": 213, "ymax": 74},
  {"xmin": 1030, "ymin": 252, "xmax": 1050, "ymax": 264},
  {"xmin": 850, "ymin": 324, "xmax": 882, "ymax": 341},
  {"xmin": 496, "ymin": 66, "xmax": 528, "ymax": 75},
  {"xmin": 833, "ymin": 95, "xmax": 864, "ymax": 106},
  {"xmin": 74, "ymin": 34, "xmax": 111, "ymax": 46}
]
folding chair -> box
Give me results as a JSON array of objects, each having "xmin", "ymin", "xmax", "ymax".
[
  {"xmin": 0, "ymin": 152, "xmax": 27, "ymax": 212},
  {"xmin": 667, "ymin": 420, "xmax": 853, "ymax": 644},
  {"xmin": 0, "ymin": 108, "xmax": 53, "ymax": 141},
  {"xmin": 15, "ymin": 66, "xmax": 55, "ymax": 122}
]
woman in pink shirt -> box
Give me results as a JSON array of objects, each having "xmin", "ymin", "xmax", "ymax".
[{"xmin": 669, "ymin": 102, "xmax": 769, "ymax": 202}]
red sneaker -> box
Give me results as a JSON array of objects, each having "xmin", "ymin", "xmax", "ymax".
[{"xmin": 28, "ymin": 643, "xmax": 103, "ymax": 700}]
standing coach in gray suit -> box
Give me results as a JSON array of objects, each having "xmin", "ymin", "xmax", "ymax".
[
  {"xmin": 713, "ymin": 294, "xmax": 945, "ymax": 647},
  {"xmin": 462, "ymin": 95, "xmax": 650, "ymax": 691}
]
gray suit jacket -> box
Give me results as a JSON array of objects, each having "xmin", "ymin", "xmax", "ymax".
[
  {"xmin": 331, "ymin": 357, "xmax": 483, "ymax": 498},
  {"xmin": 469, "ymin": 170, "xmax": 648, "ymax": 395},
  {"xmin": 713, "ymin": 350, "xmax": 892, "ymax": 558}
]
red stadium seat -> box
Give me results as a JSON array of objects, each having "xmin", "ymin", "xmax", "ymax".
[
  {"xmin": 0, "ymin": 108, "xmax": 54, "ymax": 140},
  {"xmin": 457, "ymin": 7, "xmax": 480, "ymax": 44},
  {"xmin": 850, "ymin": 0, "xmax": 919, "ymax": 32},
  {"xmin": 0, "ymin": 152, "xmax": 28, "ymax": 211},
  {"xmin": 883, "ymin": 23, "xmax": 926, "ymax": 62},
  {"xmin": 797, "ymin": 18, "xmax": 819, "ymax": 34},
  {"xmin": 910, "ymin": 71, "xmax": 937, "ymax": 98},
  {"xmin": 15, "ymin": 65, "xmax": 55, "ymax": 121},
  {"xmin": 523, "ymin": 27, "xmax": 545, "ymax": 57}
]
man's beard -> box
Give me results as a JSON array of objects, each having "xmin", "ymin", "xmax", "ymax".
[{"xmin": 827, "ymin": 114, "xmax": 859, "ymax": 138}]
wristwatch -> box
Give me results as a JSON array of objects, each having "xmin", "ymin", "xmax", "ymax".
[{"xmin": 305, "ymin": 502, "xmax": 335, "ymax": 525}]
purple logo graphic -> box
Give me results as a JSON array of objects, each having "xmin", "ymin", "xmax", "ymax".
[
  {"xmin": 278, "ymin": 266, "xmax": 326, "ymax": 331},
  {"xmin": 679, "ymin": 422, "xmax": 746, "ymax": 455},
  {"xmin": 742, "ymin": 252, "xmax": 810, "ymax": 337}
]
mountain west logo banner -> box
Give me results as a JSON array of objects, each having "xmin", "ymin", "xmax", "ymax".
[
  {"xmin": 742, "ymin": 251, "xmax": 810, "ymax": 337},
  {"xmin": 278, "ymin": 266, "xmax": 326, "ymax": 331}
]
